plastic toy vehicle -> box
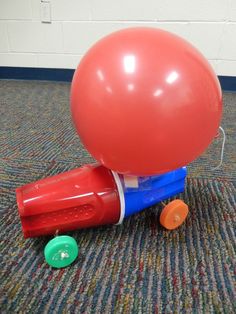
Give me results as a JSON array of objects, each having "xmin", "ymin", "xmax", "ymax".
[
  {"xmin": 15, "ymin": 27, "xmax": 222, "ymax": 268},
  {"xmin": 16, "ymin": 163, "xmax": 188, "ymax": 268}
]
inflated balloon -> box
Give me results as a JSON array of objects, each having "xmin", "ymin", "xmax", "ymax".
[{"xmin": 71, "ymin": 27, "xmax": 222, "ymax": 176}]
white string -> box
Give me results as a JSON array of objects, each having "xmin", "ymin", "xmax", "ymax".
[{"xmin": 211, "ymin": 126, "xmax": 226, "ymax": 170}]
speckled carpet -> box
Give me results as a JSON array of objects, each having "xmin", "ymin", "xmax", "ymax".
[{"xmin": 0, "ymin": 80, "xmax": 235, "ymax": 313}]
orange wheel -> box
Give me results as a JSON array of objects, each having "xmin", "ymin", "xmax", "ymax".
[{"xmin": 160, "ymin": 199, "xmax": 189, "ymax": 230}]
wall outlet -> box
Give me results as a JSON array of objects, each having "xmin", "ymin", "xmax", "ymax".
[{"xmin": 41, "ymin": 0, "xmax": 51, "ymax": 23}]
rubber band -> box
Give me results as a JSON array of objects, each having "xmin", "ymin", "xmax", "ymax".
[{"xmin": 211, "ymin": 126, "xmax": 226, "ymax": 170}]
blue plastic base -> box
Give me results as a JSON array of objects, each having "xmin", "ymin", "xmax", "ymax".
[{"xmin": 122, "ymin": 167, "xmax": 187, "ymax": 217}]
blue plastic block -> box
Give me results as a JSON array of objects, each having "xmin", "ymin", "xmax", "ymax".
[{"xmin": 122, "ymin": 167, "xmax": 187, "ymax": 217}]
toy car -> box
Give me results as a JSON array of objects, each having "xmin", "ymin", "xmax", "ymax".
[{"xmin": 16, "ymin": 163, "xmax": 188, "ymax": 268}]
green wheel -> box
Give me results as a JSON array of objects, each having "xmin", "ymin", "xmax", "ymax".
[{"xmin": 44, "ymin": 235, "xmax": 79, "ymax": 268}]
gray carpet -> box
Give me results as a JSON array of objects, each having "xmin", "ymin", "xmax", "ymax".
[{"xmin": 0, "ymin": 80, "xmax": 235, "ymax": 313}]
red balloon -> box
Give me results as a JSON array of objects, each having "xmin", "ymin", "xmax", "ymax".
[{"xmin": 71, "ymin": 27, "xmax": 222, "ymax": 176}]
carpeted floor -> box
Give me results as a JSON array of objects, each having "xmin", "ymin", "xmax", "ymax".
[{"xmin": 0, "ymin": 80, "xmax": 235, "ymax": 313}]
